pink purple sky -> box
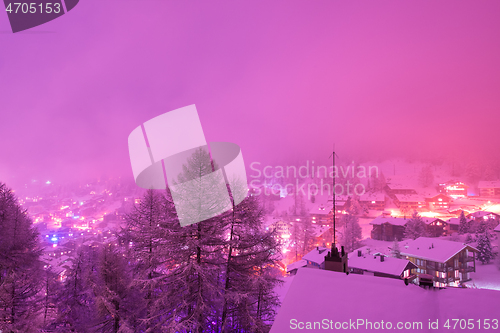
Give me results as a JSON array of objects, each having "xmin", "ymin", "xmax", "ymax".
[{"xmin": 1, "ymin": 0, "xmax": 500, "ymax": 187}]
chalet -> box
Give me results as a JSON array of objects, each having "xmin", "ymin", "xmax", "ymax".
[
  {"xmin": 467, "ymin": 211, "xmax": 500, "ymax": 222},
  {"xmin": 384, "ymin": 183, "xmax": 417, "ymax": 197},
  {"xmin": 311, "ymin": 224, "xmax": 333, "ymax": 248},
  {"xmin": 393, "ymin": 194, "xmax": 426, "ymax": 211},
  {"xmin": 421, "ymin": 217, "xmax": 447, "ymax": 237},
  {"xmin": 286, "ymin": 259, "xmax": 307, "ymax": 276},
  {"xmin": 478, "ymin": 181, "xmax": 500, "ymax": 197},
  {"xmin": 438, "ymin": 181, "xmax": 468, "ymax": 198},
  {"xmin": 425, "ymin": 193, "xmax": 452, "ymax": 210},
  {"xmin": 400, "ymin": 237, "xmax": 478, "ymax": 287},
  {"xmin": 446, "ymin": 217, "xmax": 473, "ymax": 234},
  {"xmin": 369, "ymin": 215, "xmax": 408, "ymax": 241},
  {"xmin": 448, "ymin": 207, "xmax": 473, "ymax": 216},
  {"xmin": 348, "ymin": 248, "xmax": 417, "ymax": 280},
  {"xmin": 309, "ymin": 202, "xmax": 332, "ymax": 226},
  {"xmin": 302, "ymin": 246, "xmax": 329, "ymax": 269},
  {"xmin": 495, "ymin": 224, "xmax": 500, "ymax": 246},
  {"xmin": 266, "ymin": 219, "xmax": 291, "ymax": 241},
  {"xmin": 466, "ymin": 211, "xmax": 500, "ymax": 230},
  {"xmin": 359, "ymin": 192, "xmax": 385, "ymax": 210}
]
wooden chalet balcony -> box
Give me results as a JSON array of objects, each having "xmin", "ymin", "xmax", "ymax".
[
  {"xmin": 435, "ymin": 277, "xmax": 447, "ymax": 284},
  {"xmin": 461, "ymin": 266, "xmax": 475, "ymax": 273}
]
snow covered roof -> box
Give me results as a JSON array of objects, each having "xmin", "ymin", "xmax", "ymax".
[
  {"xmin": 311, "ymin": 224, "xmax": 330, "ymax": 238},
  {"xmin": 385, "ymin": 176, "xmax": 416, "ymax": 190},
  {"xmin": 286, "ymin": 259, "xmax": 307, "ymax": 273},
  {"xmin": 494, "ymin": 224, "xmax": 500, "ymax": 232},
  {"xmin": 348, "ymin": 252, "xmax": 416, "ymax": 277},
  {"xmin": 309, "ymin": 202, "xmax": 331, "ymax": 215},
  {"xmin": 420, "ymin": 217, "xmax": 445, "ymax": 225},
  {"xmin": 369, "ymin": 215, "xmax": 408, "ymax": 226},
  {"xmin": 270, "ymin": 268, "xmax": 500, "ymax": 333},
  {"xmin": 400, "ymin": 237, "xmax": 478, "ymax": 263},
  {"xmin": 468, "ymin": 211, "xmax": 499, "ymax": 218},
  {"xmin": 478, "ymin": 181, "xmax": 500, "ymax": 189},
  {"xmin": 446, "ymin": 217, "xmax": 472, "ymax": 225},
  {"xmin": 359, "ymin": 192, "xmax": 385, "ymax": 202},
  {"xmin": 425, "ymin": 193, "xmax": 452, "ymax": 201},
  {"xmin": 302, "ymin": 247, "xmax": 329, "ymax": 265},
  {"xmin": 394, "ymin": 194, "xmax": 426, "ymax": 203}
]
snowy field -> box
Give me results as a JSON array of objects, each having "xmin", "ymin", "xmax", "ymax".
[
  {"xmin": 271, "ymin": 268, "xmax": 500, "ymax": 333},
  {"xmin": 465, "ymin": 263, "xmax": 500, "ymax": 291}
]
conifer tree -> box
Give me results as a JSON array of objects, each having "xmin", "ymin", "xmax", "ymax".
[
  {"xmin": 338, "ymin": 213, "xmax": 361, "ymax": 253},
  {"xmin": 91, "ymin": 243, "xmax": 138, "ymax": 333},
  {"xmin": 477, "ymin": 231, "xmax": 494, "ymax": 264},
  {"xmin": 54, "ymin": 244, "xmax": 99, "ymax": 332},
  {"xmin": 404, "ymin": 211, "xmax": 427, "ymax": 240},
  {"xmin": 161, "ymin": 147, "xmax": 230, "ymax": 332},
  {"xmin": 120, "ymin": 189, "xmax": 172, "ymax": 332},
  {"xmin": 220, "ymin": 194, "xmax": 281, "ymax": 333},
  {"xmin": 391, "ymin": 239, "xmax": 401, "ymax": 259},
  {"xmin": 0, "ymin": 183, "xmax": 43, "ymax": 332},
  {"xmin": 458, "ymin": 211, "xmax": 470, "ymax": 234}
]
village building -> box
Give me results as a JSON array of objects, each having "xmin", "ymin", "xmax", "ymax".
[
  {"xmin": 393, "ymin": 194, "xmax": 426, "ymax": 211},
  {"xmin": 466, "ymin": 211, "xmax": 500, "ymax": 230},
  {"xmin": 286, "ymin": 259, "xmax": 307, "ymax": 276},
  {"xmin": 438, "ymin": 181, "xmax": 468, "ymax": 198},
  {"xmin": 309, "ymin": 202, "xmax": 332, "ymax": 226},
  {"xmin": 495, "ymin": 224, "xmax": 500, "ymax": 247},
  {"xmin": 301, "ymin": 246, "xmax": 329, "ymax": 269},
  {"xmin": 348, "ymin": 247, "xmax": 417, "ymax": 280},
  {"xmin": 478, "ymin": 181, "xmax": 500, "ymax": 197},
  {"xmin": 421, "ymin": 217, "xmax": 448, "ymax": 237},
  {"xmin": 446, "ymin": 217, "xmax": 473, "ymax": 234},
  {"xmin": 400, "ymin": 237, "xmax": 478, "ymax": 287},
  {"xmin": 369, "ymin": 215, "xmax": 408, "ymax": 241},
  {"xmin": 385, "ymin": 183, "xmax": 417, "ymax": 197},
  {"xmin": 359, "ymin": 192, "xmax": 386, "ymax": 210},
  {"xmin": 425, "ymin": 193, "xmax": 452, "ymax": 210}
]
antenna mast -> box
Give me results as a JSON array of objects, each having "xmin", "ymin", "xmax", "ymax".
[{"xmin": 329, "ymin": 146, "xmax": 338, "ymax": 248}]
